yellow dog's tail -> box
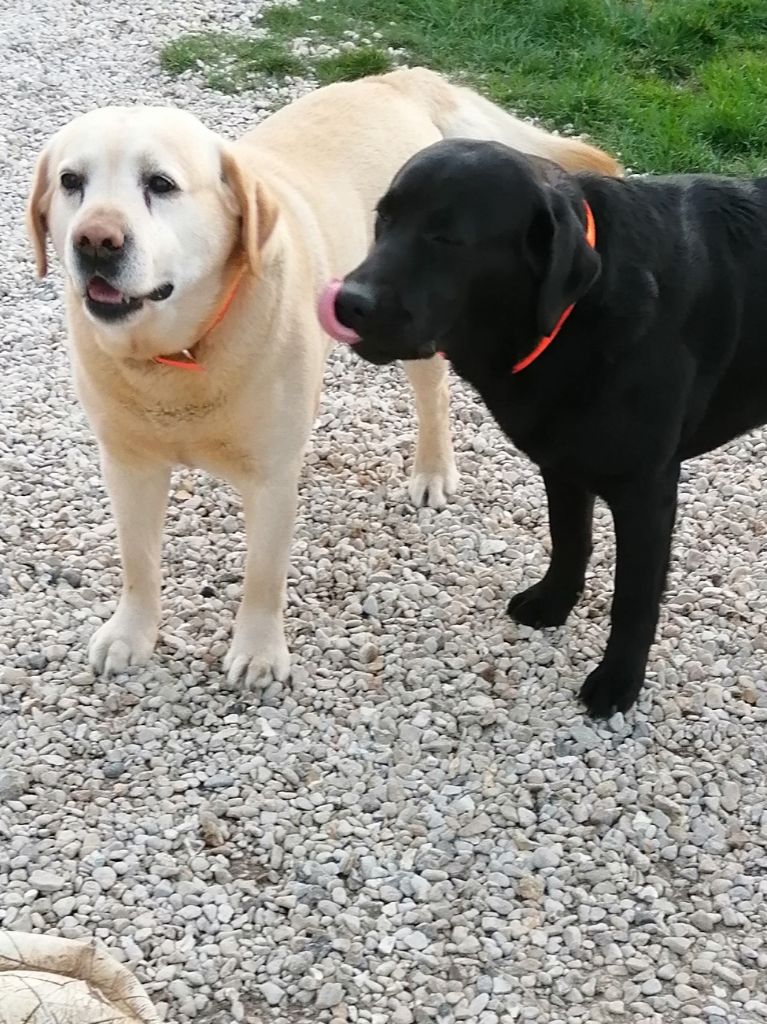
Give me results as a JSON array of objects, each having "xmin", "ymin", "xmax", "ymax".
[{"xmin": 381, "ymin": 67, "xmax": 621, "ymax": 177}]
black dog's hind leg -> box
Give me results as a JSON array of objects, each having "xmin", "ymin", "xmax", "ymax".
[
  {"xmin": 508, "ymin": 470, "xmax": 594, "ymax": 628},
  {"xmin": 580, "ymin": 464, "xmax": 679, "ymax": 717}
]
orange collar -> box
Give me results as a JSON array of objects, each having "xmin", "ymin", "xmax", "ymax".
[
  {"xmin": 512, "ymin": 200, "xmax": 596, "ymax": 375},
  {"xmin": 153, "ymin": 264, "xmax": 247, "ymax": 372}
]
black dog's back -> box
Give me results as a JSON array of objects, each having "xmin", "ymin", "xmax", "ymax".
[
  {"xmin": 476, "ymin": 171, "xmax": 767, "ymax": 483},
  {"xmin": 578, "ymin": 172, "xmax": 767, "ymax": 460}
]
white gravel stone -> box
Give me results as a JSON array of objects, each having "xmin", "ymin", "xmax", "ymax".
[
  {"xmin": 2, "ymin": 0, "xmax": 767, "ymax": 1023},
  {"xmin": 0, "ymin": 770, "xmax": 30, "ymax": 801},
  {"xmin": 29, "ymin": 870, "xmax": 69, "ymax": 894},
  {"xmin": 316, "ymin": 982, "xmax": 344, "ymax": 1008},
  {"xmin": 91, "ymin": 866, "xmax": 118, "ymax": 890},
  {"xmin": 260, "ymin": 981, "xmax": 285, "ymax": 1006}
]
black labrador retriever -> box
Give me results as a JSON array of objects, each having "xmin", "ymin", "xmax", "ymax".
[{"xmin": 318, "ymin": 138, "xmax": 767, "ymax": 718}]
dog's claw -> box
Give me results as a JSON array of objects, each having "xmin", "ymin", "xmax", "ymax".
[
  {"xmin": 408, "ymin": 461, "xmax": 459, "ymax": 509},
  {"xmin": 507, "ymin": 580, "xmax": 579, "ymax": 629},
  {"xmin": 223, "ymin": 623, "xmax": 290, "ymax": 688},
  {"xmin": 579, "ymin": 662, "xmax": 644, "ymax": 718},
  {"xmin": 89, "ymin": 610, "xmax": 158, "ymax": 676}
]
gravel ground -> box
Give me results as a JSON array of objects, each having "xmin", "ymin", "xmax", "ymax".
[{"xmin": 3, "ymin": 2, "xmax": 767, "ymax": 1023}]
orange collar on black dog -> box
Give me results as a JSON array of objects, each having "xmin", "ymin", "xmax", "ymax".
[{"xmin": 512, "ymin": 200, "xmax": 596, "ymax": 375}]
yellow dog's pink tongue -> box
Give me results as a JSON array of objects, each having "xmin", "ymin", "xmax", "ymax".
[
  {"xmin": 317, "ymin": 280, "xmax": 360, "ymax": 344},
  {"xmin": 87, "ymin": 276, "xmax": 124, "ymax": 304}
]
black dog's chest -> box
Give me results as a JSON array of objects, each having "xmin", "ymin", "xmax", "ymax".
[
  {"xmin": 465, "ymin": 355, "xmax": 691, "ymax": 488},
  {"xmin": 493, "ymin": 399, "xmax": 629, "ymax": 482}
]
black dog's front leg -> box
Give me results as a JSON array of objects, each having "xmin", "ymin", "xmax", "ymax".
[
  {"xmin": 580, "ymin": 465, "xmax": 679, "ymax": 717},
  {"xmin": 508, "ymin": 470, "xmax": 594, "ymax": 628}
]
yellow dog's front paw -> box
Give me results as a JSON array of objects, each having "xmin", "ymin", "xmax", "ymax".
[
  {"xmin": 89, "ymin": 607, "xmax": 158, "ymax": 676},
  {"xmin": 408, "ymin": 458, "xmax": 459, "ymax": 509},
  {"xmin": 223, "ymin": 619, "xmax": 290, "ymax": 687}
]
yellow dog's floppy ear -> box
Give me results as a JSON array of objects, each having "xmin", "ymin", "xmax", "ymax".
[
  {"xmin": 26, "ymin": 145, "xmax": 52, "ymax": 278},
  {"xmin": 221, "ymin": 147, "xmax": 279, "ymax": 275}
]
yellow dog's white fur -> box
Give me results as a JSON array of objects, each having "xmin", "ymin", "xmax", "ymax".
[{"xmin": 26, "ymin": 68, "xmax": 618, "ymax": 685}]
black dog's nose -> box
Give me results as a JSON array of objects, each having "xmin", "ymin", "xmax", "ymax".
[{"xmin": 335, "ymin": 280, "xmax": 376, "ymax": 331}]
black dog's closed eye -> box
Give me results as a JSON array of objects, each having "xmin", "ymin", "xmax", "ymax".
[
  {"xmin": 427, "ymin": 232, "xmax": 463, "ymax": 247},
  {"xmin": 374, "ymin": 209, "xmax": 391, "ymax": 238},
  {"xmin": 376, "ymin": 209, "xmax": 463, "ymax": 247}
]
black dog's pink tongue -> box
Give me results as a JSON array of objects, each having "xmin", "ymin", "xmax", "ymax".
[
  {"xmin": 87, "ymin": 277, "xmax": 124, "ymax": 304},
  {"xmin": 317, "ymin": 280, "xmax": 361, "ymax": 344}
]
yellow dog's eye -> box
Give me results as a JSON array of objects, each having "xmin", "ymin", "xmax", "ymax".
[
  {"xmin": 146, "ymin": 174, "xmax": 177, "ymax": 196},
  {"xmin": 60, "ymin": 171, "xmax": 83, "ymax": 192}
]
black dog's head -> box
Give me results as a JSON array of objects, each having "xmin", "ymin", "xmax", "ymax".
[{"xmin": 319, "ymin": 139, "xmax": 601, "ymax": 366}]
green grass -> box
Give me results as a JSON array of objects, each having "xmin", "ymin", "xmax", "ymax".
[
  {"xmin": 315, "ymin": 47, "xmax": 393, "ymax": 85},
  {"xmin": 161, "ymin": 34, "xmax": 306, "ymax": 92},
  {"xmin": 161, "ymin": 0, "xmax": 767, "ymax": 173}
]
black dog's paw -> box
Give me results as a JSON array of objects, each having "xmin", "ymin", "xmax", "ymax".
[
  {"xmin": 579, "ymin": 662, "xmax": 644, "ymax": 718},
  {"xmin": 507, "ymin": 580, "xmax": 577, "ymax": 629}
]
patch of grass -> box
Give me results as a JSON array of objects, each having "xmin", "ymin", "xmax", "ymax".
[
  {"xmin": 160, "ymin": 33, "xmax": 305, "ymax": 92},
  {"xmin": 161, "ymin": 33, "xmax": 230, "ymax": 75},
  {"xmin": 161, "ymin": 0, "xmax": 767, "ymax": 173},
  {"xmin": 259, "ymin": 4, "xmax": 325, "ymax": 37},
  {"xmin": 314, "ymin": 47, "xmax": 393, "ymax": 85}
]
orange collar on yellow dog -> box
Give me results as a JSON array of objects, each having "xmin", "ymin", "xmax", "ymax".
[{"xmin": 153, "ymin": 264, "xmax": 247, "ymax": 372}]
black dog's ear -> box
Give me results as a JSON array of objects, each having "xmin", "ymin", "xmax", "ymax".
[
  {"xmin": 524, "ymin": 153, "xmax": 571, "ymax": 188},
  {"xmin": 527, "ymin": 189, "xmax": 601, "ymax": 336}
]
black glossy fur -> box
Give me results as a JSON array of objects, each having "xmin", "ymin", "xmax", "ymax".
[{"xmin": 333, "ymin": 139, "xmax": 767, "ymax": 717}]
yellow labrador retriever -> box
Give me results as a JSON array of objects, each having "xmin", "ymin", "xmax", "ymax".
[{"xmin": 26, "ymin": 68, "xmax": 618, "ymax": 686}]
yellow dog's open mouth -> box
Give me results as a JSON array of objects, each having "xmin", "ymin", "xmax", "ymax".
[{"xmin": 85, "ymin": 276, "xmax": 174, "ymax": 322}]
